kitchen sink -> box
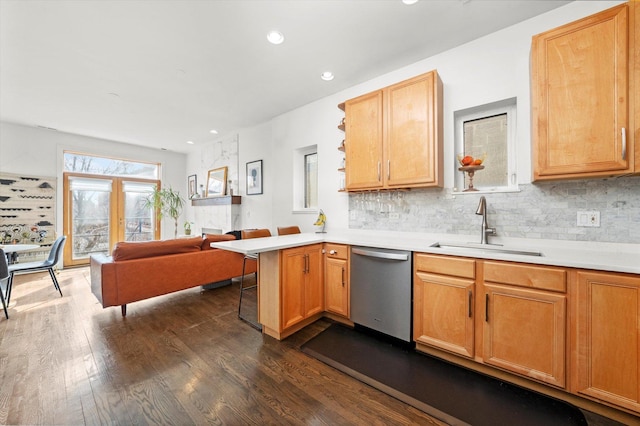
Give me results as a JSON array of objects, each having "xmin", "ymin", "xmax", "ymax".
[{"xmin": 430, "ymin": 242, "xmax": 543, "ymax": 257}]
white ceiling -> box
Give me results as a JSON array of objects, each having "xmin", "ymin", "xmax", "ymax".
[{"xmin": 0, "ymin": 0, "xmax": 571, "ymax": 153}]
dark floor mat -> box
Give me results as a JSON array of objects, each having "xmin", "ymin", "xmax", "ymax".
[{"xmin": 301, "ymin": 323, "xmax": 587, "ymax": 426}]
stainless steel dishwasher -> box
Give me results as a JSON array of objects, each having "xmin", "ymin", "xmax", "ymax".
[{"xmin": 350, "ymin": 246, "xmax": 412, "ymax": 342}]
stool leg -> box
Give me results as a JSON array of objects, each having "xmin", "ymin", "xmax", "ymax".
[{"xmin": 238, "ymin": 256, "xmax": 248, "ymax": 318}]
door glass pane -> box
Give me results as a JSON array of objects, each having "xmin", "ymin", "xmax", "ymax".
[
  {"xmin": 123, "ymin": 181, "xmax": 156, "ymax": 242},
  {"xmin": 69, "ymin": 177, "xmax": 112, "ymax": 260}
]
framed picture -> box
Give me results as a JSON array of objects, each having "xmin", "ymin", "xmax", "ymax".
[
  {"xmin": 206, "ymin": 166, "xmax": 228, "ymax": 197},
  {"xmin": 187, "ymin": 174, "xmax": 197, "ymax": 199},
  {"xmin": 246, "ymin": 160, "xmax": 263, "ymax": 195}
]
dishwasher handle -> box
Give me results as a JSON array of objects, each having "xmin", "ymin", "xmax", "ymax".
[{"xmin": 352, "ymin": 247, "xmax": 409, "ymax": 261}]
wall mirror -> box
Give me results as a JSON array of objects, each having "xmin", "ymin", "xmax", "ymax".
[{"xmin": 206, "ymin": 166, "xmax": 228, "ymax": 197}]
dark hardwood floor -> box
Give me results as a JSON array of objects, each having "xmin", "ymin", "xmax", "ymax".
[{"xmin": 0, "ymin": 267, "xmax": 445, "ymax": 425}]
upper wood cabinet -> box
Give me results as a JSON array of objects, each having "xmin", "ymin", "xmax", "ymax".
[
  {"xmin": 344, "ymin": 70, "xmax": 443, "ymax": 191},
  {"xmin": 344, "ymin": 91, "xmax": 384, "ymax": 190},
  {"xmin": 532, "ymin": 4, "xmax": 637, "ymax": 180}
]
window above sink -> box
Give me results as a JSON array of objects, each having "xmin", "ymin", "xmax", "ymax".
[{"xmin": 453, "ymin": 97, "xmax": 519, "ymax": 194}]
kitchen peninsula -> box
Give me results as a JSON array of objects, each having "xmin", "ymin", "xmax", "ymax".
[{"xmin": 212, "ymin": 230, "xmax": 640, "ymax": 422}]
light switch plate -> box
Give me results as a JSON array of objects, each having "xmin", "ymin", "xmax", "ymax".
[{"xmin": 577, "ymin": 210, "xmax": 600, "ymax": 227}]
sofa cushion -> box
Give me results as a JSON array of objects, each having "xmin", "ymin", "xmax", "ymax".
[
  {"xmin": 112, "ymin": 237, "xmax": 203, "ymax": 261},
  {"xmin": 201, "ymin": 233, "xmax": 236, "ymax": 250}
]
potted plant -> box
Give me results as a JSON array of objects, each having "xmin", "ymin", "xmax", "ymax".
[
  {"xmin": 184, "ymin": 221, "xmax": 193, "ymax": 236},
  {"xmin": 144, "ymin": 186, "xmax": 185, "ymax": 239}
]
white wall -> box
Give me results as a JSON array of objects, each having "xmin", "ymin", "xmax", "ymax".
[
  {"xmin": 2, "ymin": 1, "xmax": 624, "ymax": 239},
  {"xmin": 0, "ymin": 122, "xmax": 187, "ymax": 239},
  {"xmin": 192, "ymin": 1, "xmax": 623, "ymax": 234}
]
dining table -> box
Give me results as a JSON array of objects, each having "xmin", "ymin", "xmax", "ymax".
[{"xmin": 0, "ymin": 244, "xmax": 40, "ymax": 264}]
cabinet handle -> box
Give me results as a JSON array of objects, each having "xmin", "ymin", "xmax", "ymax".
[
  {"xmin": 305, "ymin": 254, "xmax": 309, "ymax": 274},
  {"xmin": 485, "ymin": 294, "xmax": 489, "ymax": 322},
  {"xmin": 341, "ymin": 267, "xmax": 345, "ymax": 287},
  {"xmin": 387, "ymin": 160, "xmax": 390, "ymax": 180},
  {"xmin": 377, "ymin": 161, "xmax": 381, "ymax": 182},
  {"xmin": 468, "ymin": 290, "xmax": 472, "ymax": 318},
  {"xmin": 329, "ymin": 250, "xmax": 337, "ymax": 255},
  {"xmin": 622, "ymin": 127, "xmax": 627, "ymax": 160}
]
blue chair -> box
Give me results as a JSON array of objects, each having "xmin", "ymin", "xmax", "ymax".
[
  {"xmin": 0, "ymin": 249, "xmax": 10, "ymax": 319},
  {"xmin": 7, "ymin": 236, "xmax": 66, "ymax": 305}
]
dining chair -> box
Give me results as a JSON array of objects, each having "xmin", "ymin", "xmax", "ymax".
[
  {"xmin": 0, "ymin": 249, "xmax": 10, "ymax": 319},
  {"xmin": 238, "ymin": 229, "xmax": 271, "ymax": 330},
  {"xmin": 277, "ymin": 226, "xmax": 301, "ymax": 235},
  {"xmin": 7, "ymin": 236, "xmax": 66, "ymax": 304}
]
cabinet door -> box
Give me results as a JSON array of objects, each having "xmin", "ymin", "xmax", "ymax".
[
  {"xmin": 532, "ymin": 4, "xmax": 631, "ymax": 180},
  {"xmin": 281, "ymin": 247, "xmax": 306, "ymax": 330},
  {"xmin": 414, "ymin": 271, "xmax": 474, "ymax": 358},
  {"xmin": 572, "ymin": 271, "xmax": 640, "ymax": 412},
  {"xmin": 345, "ymin": 91, "xmax": 383, "ymax": 190},
  {"xmin": 385, "ymin": 71, "xmax": 442, "ymax": 188},
  {"xmin": 325, "ymin": 257, "xmax": 349, "ymax": 317},
  {"xmin": 483, "ymin": 284, "xmax": 566, "ymax": 388},
  {"xmin": 304, "ymin": 245, "xmax": 324, "ymax": 318}
]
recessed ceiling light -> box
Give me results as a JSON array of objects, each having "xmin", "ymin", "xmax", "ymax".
[
  {"xmin": 186, "ymin": 140, "xmax": 194, "ymax": 145},
  {"xmin": 321, "ymin": 71, "xmax": 334, "ymax": 81},
  {"xmin": 402, "ymin": 0, "xmax": 419, "ymax": 4},
  {"xmin": 267, "ymin": 30, "xmax": 284, "ymax": 45},
  {"xmin": 210, "ymin": 129, "xmax": 219, "ymax": 134}
]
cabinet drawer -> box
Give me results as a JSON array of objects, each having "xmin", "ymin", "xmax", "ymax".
[
  {"xmin": 415, "ymin": 253, "xmax": 475, "ymax": 279},
  {"xmin": 325, "ymin": 243, "xmax": 348, "ymax": 260},
  {"xmin": 483, "ymin": 261, "xmax": 566, "ymax": 293}
]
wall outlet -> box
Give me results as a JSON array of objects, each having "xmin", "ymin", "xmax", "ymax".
[
  {"xmin": 577, "ymin": 210, "xmax": 600, "ymax": 227},
  {"xmin": 389, "ymin": 212, "xmax": 400, "ymax": 220}
]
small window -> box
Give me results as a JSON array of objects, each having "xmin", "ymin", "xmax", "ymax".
[
  {"xmin": 64, "ymin": 151, "xmax": 159, "ymax": 179},
  {"xmin": 454, "ymin": 98, "xmax": 518, "ymax": 193},
  {"xmin": 293, "ymin": 145, "xmax": 318, "ymax": 212}
]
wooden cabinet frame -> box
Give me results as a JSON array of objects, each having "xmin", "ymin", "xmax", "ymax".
[
  {"xmin": 532, "ymin": 3, "xmax": 637, "ymax": 180},
  {"xmin": 344, "ymin": 70, "xmax": 443, "ymax": 191}
]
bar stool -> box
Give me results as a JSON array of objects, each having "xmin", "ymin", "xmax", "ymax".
[
  {"xmin": 238, "ymin": 229, "xmax": 271, "ymax": 330},
  {"xmin": 277, "ymin": 226, "xmax": 301, "ymax": 235}
]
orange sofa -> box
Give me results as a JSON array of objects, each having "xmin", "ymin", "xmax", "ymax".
[{"xmin": 89, "ymin": 235, "xmax": 255, "ymax": 316}]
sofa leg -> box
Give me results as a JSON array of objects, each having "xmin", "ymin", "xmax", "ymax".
[{"xmin": 121, "ymin": 304, "xmax": 127, "ymax": 317}]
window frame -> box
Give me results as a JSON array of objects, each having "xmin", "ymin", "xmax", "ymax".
[
  {"xmin": 453, "ymin": 98, "xmax": 519, "ymax": 194},
  {"xmin": 292, "ymin": 145, "xmax": 318, "ymax": 213}
]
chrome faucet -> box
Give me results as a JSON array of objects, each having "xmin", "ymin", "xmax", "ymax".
[{"xmin": 475, "ymin": 196, "xmax": 496, "ymax": 244}]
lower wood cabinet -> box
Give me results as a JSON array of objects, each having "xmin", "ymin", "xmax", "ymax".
[
  {"xmin": 413, "ymin": 253, "xmax": 640, "ymax": 419},
  {"xmin": 324, "ymin": 243, "xmax": 349, "ymax": 318},
  {"xmin": 413, "ymin": 253, "xmax": 476, "ymax": 358},
  {"xmin": 481, "ymin": 261, "xmax": 567, "ymax": 389},
  {"xmin": 572, "ymin": 270, "xmax": 640, "ymax": 413},
  {"xmin": 281, "ymin": 244, "xmax": 324, "ymax": 330}
]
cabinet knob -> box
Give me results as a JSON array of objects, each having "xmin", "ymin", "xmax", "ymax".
[{"xmin": 329, "ymin": 250, "xmax": 337, "ymax": 255}]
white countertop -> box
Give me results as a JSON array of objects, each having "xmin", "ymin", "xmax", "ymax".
[{"xmin": 211, "ymin": 229, "xmax": 640, "ymax": 275}]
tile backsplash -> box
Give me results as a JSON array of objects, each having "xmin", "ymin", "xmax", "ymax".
[{"xmin": 348, "ymin": 176, "xmax": 640, "ymax": 244}]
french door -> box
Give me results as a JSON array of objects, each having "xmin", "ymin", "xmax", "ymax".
[{"xmin": 63, "ymin": 173, "xmax": 160, "ymax": 266}]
